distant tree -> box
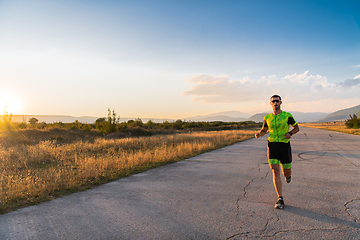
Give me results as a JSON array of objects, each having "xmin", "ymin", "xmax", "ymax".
[
  {"xmin": 173, "ymin": 119, "xmax": 184, "ymax": 129},
  {"xmin": 29, "ymin": 117, "xmax": 39, "ymax": 125},
  {"xmin": 183, "ymin": 121, "xmax": 197, "ymax": 128},
  {"xmin": 145, "ymin": 120, "xmax": 155, "ymax": 129},
  {"xmin": 70, "ymin": 120, "xmax": 82, "ymax": 130},
  {"xmin": 95, "ymin": 117, "xmax": 106, "ymax": 131},
  {"xmin": 127, "ymin": 119, "xmax": 142, "ymax": 128},
  {"xmin": 107, "ymin": 108, "xmax": 119, "ymax": 133},
  {"xmin": 53, "ymin": 121, "xmax": 64, "ymax": 128},
  {"xmin": 162, "ymin": 120, "xmax": 171, "ymax": 129},
  {"xmin": 95, "ymin": 117, "xmax": 106, "ymax": 123},
  {"xmin": 134, "ymin": 118, "xmax": 143, "ymax": 127},
  {"xmin": 95, "ymin": 109, "xmax": 119, "ymax": 134}
]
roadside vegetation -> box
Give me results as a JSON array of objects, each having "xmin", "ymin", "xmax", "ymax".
[
  {"xmin": 1, "ymin": 109, "xmax": 259, "ymax": 134},
  {"xmin": 0, "ymin": 109, "xmax": 260, "ymax": 214},
  {"xmin": 299, "ymin": 114, "xmax": 360, "ymax": 135}
]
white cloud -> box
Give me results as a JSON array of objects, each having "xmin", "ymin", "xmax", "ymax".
[
  {"xmin": 284, "ymin": 70, "xmax": 309, "ymax": 82},
  {"xmin": 183, "ymin": 71, "xmax": 360, "ymax": 104},
  {"xmin": 354, "ymin": 74, "xmax": 360, "ymax": 79},
  {"xmin": 352, "ymin": 65, "xmax": 360, "ymax": 68},
  {"xmin": 183, "ymin": 74, "xmax": 260, "ymax": 103}
]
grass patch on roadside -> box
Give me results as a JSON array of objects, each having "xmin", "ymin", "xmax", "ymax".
[
  {"xmin": 299, "ymin": 122, "xmax": 360, "ymax": 135},
  {"xmin": 0, "ymin": 128, "xmax": 258, "ymax": 214}
]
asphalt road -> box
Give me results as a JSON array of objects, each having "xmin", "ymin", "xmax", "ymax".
[{"xmin": 1, "ymin": 127, "xmax": 359, "ymax": 239}]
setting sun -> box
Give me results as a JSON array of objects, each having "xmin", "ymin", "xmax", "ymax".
[{"xmin": 0, "ymin": 90, "xmax": 22, "ymax": 114}]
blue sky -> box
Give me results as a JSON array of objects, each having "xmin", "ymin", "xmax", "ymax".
[{"xmin": 0, "ymin": 0, "xmax": 359, "ymax": 119}]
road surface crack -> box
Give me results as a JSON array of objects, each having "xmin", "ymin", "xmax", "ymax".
[
  {"xmin": 319, "ymin": 142, "xmax": 357, "ymax": 167},
  {"xmin": 345, "ymin": 198, "xmax": 360, "ymax": 223},
  {"xmin": 226, "ymin": 227, "xmax": 348, "ymax": 239},
  {"xmin": 256, "ymin": 226, "xmax": 349, "ymax": 238},
  {"xmin": 236, "ymin": 165, "xmax": 269, "ymax": 219},
  {"xmin": 260, "ymin": 214, "xmax": 279, "ymax": 235},
  {"xmin": 236, "ymin": 179, "xmax": 255, "ymax": 219}
]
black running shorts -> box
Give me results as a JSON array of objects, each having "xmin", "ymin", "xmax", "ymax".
[{"xmin": 267, "ymin": 142, "xmax": 292, "ymax": 164}]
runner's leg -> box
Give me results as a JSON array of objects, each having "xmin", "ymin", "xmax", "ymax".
[
  {"xmin": 270, "ymin": 163, "xmax": 282, "ymax": 197},
  {"xmin": 281, "ymin": 164, "xmax": 291, "ymax": 179},
  {"xmin": 280, "ymin": 144, "xmax": 292, "ymax": 182}
]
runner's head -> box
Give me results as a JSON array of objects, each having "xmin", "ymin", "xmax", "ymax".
[{"xmin": 270, "ymin": 95, "xmax": 282, "ymax": 111}]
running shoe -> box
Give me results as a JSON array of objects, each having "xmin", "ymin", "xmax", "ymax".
[
  {"xmin": 286, "ymin": 176, "xmax": 291, "ymax": 183},
  {"xmin": 275, "ymin": 198, "xmax": 284, "ymax": 209}
]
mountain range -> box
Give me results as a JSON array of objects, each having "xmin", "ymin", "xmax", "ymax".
[
  {"xmin": 5, "ymin": 104, "xmax": 360, "ymax": 124},
  {"xmin": 314, "ymin": 104, "xmax": 360, "ymax": 122},
  {"xmin": 186, "ymin": 111, "xmax": 251, "ymax": 122},
  {"xmin": 192, "ymin": 104, "xmax": 360, "ymax": 123},
  {"xmin": 248, "ymin": 111, "xmax": 330, "ymax": 123}
]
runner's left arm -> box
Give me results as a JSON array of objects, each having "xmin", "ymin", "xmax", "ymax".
[{"xmin": 284, "ymin": 116, "xmax": 300, "ymax": 139}]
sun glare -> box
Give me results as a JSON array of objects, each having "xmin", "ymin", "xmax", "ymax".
[{"xmin": 0, "ymin": 90, "xmax": 22, "ymax": 114}]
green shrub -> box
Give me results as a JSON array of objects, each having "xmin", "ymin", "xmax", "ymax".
[
  {"xmin": 82, "ymin": 123, "xmax": 92, "ymax": 132},
  {"xmin": 173, "ymin": 119, "xmax": 184, "ymax": 129},
  {"xmin": 36, "ymin": 122, "xmax": 47, "ymax": 129},
  {"xmin": 18, "ymin": 122, "xmax": 27, "ymax": 129},
  {"xmin": 162, "ymin": 120, "xmax": 171, "ymax": 129},
  {"xmin": 95, "ymin": 117, "xmax": 106, "ymax": 131},
  {"xmin": 145, "ymin": 120, "xmax": 155, "ymax": 129},
  {"xmin": 70, "ymin": 120, "xmax": 82, "ymax": 130},
  {"xmin": 134, "ymin": 118, "xmax": 143, "ymax": 127},
  {"xmin": 345, "ymin": 114, "xmax": 360, "ymax": 129},
  {"xmin": 210, "ymin": 121, "xmax": 222, "ymax": 127},
  {"xmin": 119, "ymin": 122, "xmax": 128, "ymax": 130},
  {"xmin": 52, "ymin": 121, "xmax": 64, "ymax": 129}
]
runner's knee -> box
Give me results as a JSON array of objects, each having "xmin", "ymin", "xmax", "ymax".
[
  {"xmin": 271, "ymin": 168, "xmax": 281, "ymax": 177},
  {"xmin": 282, "ymin": 168, "xmax": 291, "ymax": 178}
]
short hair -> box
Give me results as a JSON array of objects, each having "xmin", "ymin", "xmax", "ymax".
[{"xmin": 271, "ymin": 95, "xmax": 281, "ymax": 100}]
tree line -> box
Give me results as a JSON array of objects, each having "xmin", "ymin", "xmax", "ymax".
[{"xmin": 0, "ymin": 108, "xmax": 259, "ymax": 134}]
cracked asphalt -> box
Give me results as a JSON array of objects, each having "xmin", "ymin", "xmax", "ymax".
[{"xmin": 1, "ymin": 127, "xmax": 359, "ymax": 239}]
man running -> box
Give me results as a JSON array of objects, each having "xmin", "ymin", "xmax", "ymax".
[{"xmin": 255, "ymin": 95, "xmax": 300, "ymax": 209}]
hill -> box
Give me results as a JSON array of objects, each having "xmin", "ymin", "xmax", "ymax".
[
  {"xmin": 8, "ymin": 115, "xmax": 98, "ymax": 124},
  {"xmin": 290, "ymin": 111, "xmax": 329, "ymax": 123},
  {"xmin": 315, "ymin": 104, "xmax": 360, "ymax": 122},
  {"xmin": 247, "ymin": 112, "xmax": 269, "ymax": 123},
  {"xmin": 186, "ymin": 111, "xmax": 250, "ymax": 122}
]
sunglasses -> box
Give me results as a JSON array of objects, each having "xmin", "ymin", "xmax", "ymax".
[{"xmin": 271, "ymin": 100, "xmax": 280, "ymax": 103}]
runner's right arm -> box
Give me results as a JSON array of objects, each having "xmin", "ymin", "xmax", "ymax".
[{"xmin": 255, "ymin": 119, "xmax": 268, "ymax": 138}]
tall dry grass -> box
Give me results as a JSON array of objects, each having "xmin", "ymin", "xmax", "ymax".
[
  {"xmin": 0, "ymin": 129, "xmax": 257, "ymax": 213},
  {"xmin": 300, "ymin": 122, "xmax": 360, "ymax": 135}
]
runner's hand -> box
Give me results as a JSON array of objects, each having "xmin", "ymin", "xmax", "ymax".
[{"xmin": 284, "ymin": 133, "xmax": 291, "ymax": 139}]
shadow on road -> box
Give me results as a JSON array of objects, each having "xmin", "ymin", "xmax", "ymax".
[{"xmin": 284, "ymin": 205, "xmax": 360, "ymax": 229}]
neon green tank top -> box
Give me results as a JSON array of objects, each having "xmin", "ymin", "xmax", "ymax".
[{"xmin": 264, "ymin": 111, "xmax": 297, "ymax": 143}]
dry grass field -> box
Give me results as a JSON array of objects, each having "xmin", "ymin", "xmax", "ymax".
[
  {"xmin": 299, "ymin": 122, "xmax": 360, "ymax": 135},
  {"xmin": 0, "ymin": 128, "xmax": 258, "ymax": 213}
]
